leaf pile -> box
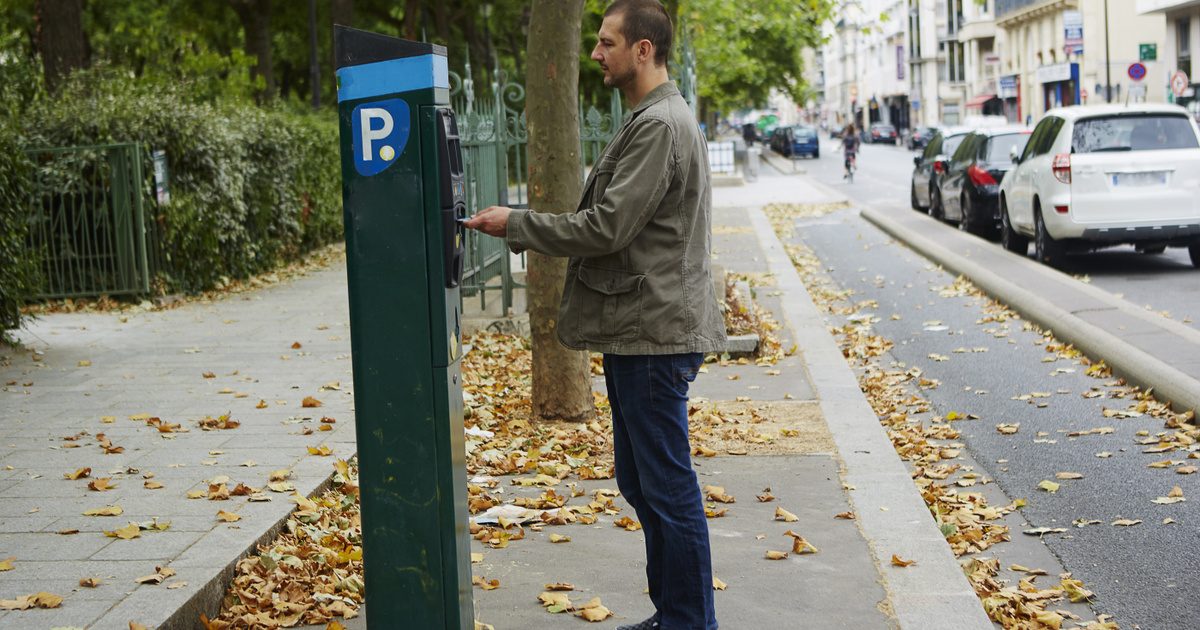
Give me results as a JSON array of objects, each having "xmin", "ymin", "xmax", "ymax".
[
  {"xmin": 207, "ymin": 460, "xmax": 363, "ymax": 629},
  {"xmin": 723, "ymin": 275, "xmax": 784, "ymax": 363}
]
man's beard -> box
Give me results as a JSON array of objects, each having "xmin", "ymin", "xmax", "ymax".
[{"xmin": 603, "ymin": 64, "xmax": 636, "ymax": 89}]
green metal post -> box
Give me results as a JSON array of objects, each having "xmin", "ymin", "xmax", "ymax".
[{"xmin": 334, "ymin": 26, "xmax": 472, "ymax": 629}]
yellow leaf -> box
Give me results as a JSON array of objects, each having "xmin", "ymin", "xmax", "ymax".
[
  {"xmin": 105, "ymin": 522, "xmax": 141, "ymax": 540},
  {"xmin": 712, "ymin": 576, "xmax": 727, "ymax": 590},
  {"xmin": 891, "ymin": 554, "xmax": 916, "ymax": 567},
  {"xmin": 269, "ymin": 469, "xmax": 292, "ymax": 481},
  {"xmin": 88, "ymin": 477, "xmax": 116, "ymax": 491},
  {"xmin": 774, "ymin": 506, "xmax": 799, "ymax": 522},
  {"xmin": 544, "ymin": 582, "xmax": 574, "ymax": 591},
  {"xmin": 256, "ymin": 399, "xmax": 268, "ymax": 409},
  {"xmin": 65, "ymin": 467, "xmax": 92, "ymax": 480},
  {"xmin": 83, "ymin": 505, "xmax": 123, "ymax": 516},
  {"xmin": 613, "ymin": 516, "xmax": 641, "ymax": 531},
  {"xmin": 79, "ymin": 577, "xmax": 101, "ymax": 587},
  {"xmin": 1038, "ymin": 480, "xmax": 1060, "ymax": 493},
  {"xmin": 143, "ymin": 481, "xmax": 164, "ymax": 490},
  {"xmin": 302, "ymin": 396, "xmax": 323, "ymax": 408},
  {"xmin": 1055, "ymin": 472, "xmax": 1084, "ymax": 480},
  {"xmin": 549, "ymin": 534, "xmax": 571, "ymax": 543},
  {"xmin": 100, "ymin": 415, "xmax": 116, "ymax": 423},
  {"xmin": 470, "ymin": 552, "xmax": 484, "ymax": 564},
  {"xmin": 0, "ymin": 558, "xmax": 12, "ymax": 571},
  {"xmin": 765, "ymin": 550, "xmax": 789, "ymax": 560},
  {"xmin": 131, "ymin": 622, "xmax": 150, "ymax": 630},
  {"xmin": 78, "ymin": 360, "xmax": 92, "ymax": 367},
  {"xmin": 307, "ymin": 444, "xmax": 333, "ymax": 456},
  {"xmin": 216, "ymin": 510, "xmax": 242, "ymax": 522},
  {"xmin": 186, "ymin": 489, "xmax": 206, "ymax": 499}
]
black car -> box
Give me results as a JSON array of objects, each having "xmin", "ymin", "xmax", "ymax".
[
  {"xmin": 907, "ymin": 126, "xmax": 938, "ymax": 150},
  {"xmin": 866, "ymin": 123, "xmax": 897, "ymax": 144},
  {"xmin": 910, "ymin": 128, "xmax": 970, "ymax": 215},
  {"xmin": 935, "ymin": 128, "xmax": 1032, "ymax": 237}
]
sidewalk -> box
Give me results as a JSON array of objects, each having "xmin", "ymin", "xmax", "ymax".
[{"xmin": 0, "ymin": 171, "xmax": 991, "ymax": 629}]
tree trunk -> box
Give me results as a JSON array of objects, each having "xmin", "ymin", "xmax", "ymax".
[
  {"xmin": 230, "ymin": 0, "xmax": 274, "ymax": 102},
  {"xmin": 331, "ymin": 0, "xmax": 354, "ymax": 27},
  {"xmin": 36, "ymin": 0, "xmax": 88, "ymax": 93},
  {"xmin": 525, "ymin": 0, "xmax": 592, "ymax": 423},
  {"xmin": 402, "ymin": 0, "xmax": 422, "ymax": 40}
]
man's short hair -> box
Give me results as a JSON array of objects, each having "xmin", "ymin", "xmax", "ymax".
[{"xmin": 604, "ymin": 0, "xmax": 673, "ymax": 67}]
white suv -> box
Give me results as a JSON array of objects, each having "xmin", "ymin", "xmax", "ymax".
[{"xmin": 998, "ymin": 104, "xmax": 1200, "ymax": 268}]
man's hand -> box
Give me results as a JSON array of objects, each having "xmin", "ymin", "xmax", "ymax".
[{"xmin": 463, "ymin": 205, "xmax": 512, "ymax": 237}]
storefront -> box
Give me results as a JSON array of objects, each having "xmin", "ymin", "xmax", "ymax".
[
  {"xmin": 965, "ymin": 92, "xmax": 1004, "ymax": 117},
  {"xmin": 998, "ymin": 74, "xmax": 1021, "ymax": 122},
  {"xmin": 886, "ymin": 94, "xmax": 911, "ymax": 131},
  {"xmin": 1037, "ymin": 62, "xmax": 1081, "ymax": 111}
]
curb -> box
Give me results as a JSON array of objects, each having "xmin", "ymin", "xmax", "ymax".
[
  {"xmin": 861, "ymin": 207, "xmax": 1200, "ymax": 414},
  {"xmin": 747, "ymin": 205, "xmax": 994, "ymax": 629}
]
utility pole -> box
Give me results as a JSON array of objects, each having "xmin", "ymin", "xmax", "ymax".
[{"xmin": 1104, "ymin": 0, "xmax": 1112, "ymax": 102}]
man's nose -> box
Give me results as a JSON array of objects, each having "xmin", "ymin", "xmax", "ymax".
[{"xmin": 590, "ymin": 45, "xmax": 603, "ymax": 62}]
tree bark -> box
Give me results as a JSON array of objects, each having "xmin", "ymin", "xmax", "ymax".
[
  {"xmin": 402, "ymin": 0, "xmax": 422, "ymax": 41},
  {"xmin": 230, "ymin": 0, "xmax": 274, "ymax": 102},
  {"xmin": 525, "ymin": 0, "xmax": 592, "ymax": 423},
  {"xmin": 36, "ymin": 0, "xmax": 88, "ymax": 93}
]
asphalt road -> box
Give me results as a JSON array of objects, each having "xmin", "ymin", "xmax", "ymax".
[
  {"xmin": 779, "ymin": 197, "xmax": 1199, "ymax": 630},
  {"xmin": 774, "ymin": 137, "xmax": 1199, "ymax": 329}
]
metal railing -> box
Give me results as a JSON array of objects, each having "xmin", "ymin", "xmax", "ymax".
[{"xmin": 24, "ymin": 143, "xmax": 156, "ymax": 299}]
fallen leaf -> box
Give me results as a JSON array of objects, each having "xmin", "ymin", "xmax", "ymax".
[
  {"xmin": 470, "ymin": 553, "xmax": 484, "ymax": 564},
  {"xmin": 613, "ymin": 516, "xmax": 641, "ymax": 531},
  {"xmin": 1038, "ymin": 480, "xmax": 1060, "ymax": 493},
  {"xmin": 890, "ymin": 554, "xmax": 916, "ymax": 567},
  {"xmin": 143, "ymin": 481, "xmax": 164, "ymax": 490},
  {"xmin": 83, "ymin": 505, "xmax": 123, "ymax": 516},
  {"xmin": 307, "ymin": 444, "xmax": 333, "ymax": 456},
  {"xmin": 834, "ymin": 511, "xmax": 855, "ymax": 520},
  {"xmin": 0, "ymin": 558, "xmax": 12, "ymax": 571},
  {"xmin": 105, "ymin": 522, "xmax": 141, "ymax": 540},
  {"xmin": 1055, "ymin": 472, "xmax": 1084, "ymax": 480},
  {"xmin": 0, "ymin": 591, "xmax": 63, "ymax": 610},
  {"xmin": 549, "ymin": 534, "xmax": 571, "ymax": 543},
  {"xmin": 1111, "ymin": 519, "xmax": 1142, "ymax": 527},
  {"xmin": 575, "ymin": 597, "xmax": 612, "ymax": 622},
  {"xmin": 712, "ymin": 576, "xmax": 727, "ymax": 590},
  {"xmin": 79, "ymin": 577, "xmax": 101, "ymax": 587},
  {"xmin": 472, "ymin": 575, "xmax": 501, "ymax": 590},
  {"xmin": 783, "ymin": 530, "xmax": 818, "ymax": 554},
  {"xmin": 703, "ymin": 485, "xmax": 735, "ymax": 503},
  {"xmin": 291, "ymin": 341, "xmax": 302, "ymax": 349},
  {"xmin": 774, "ymin": 506, "xmax": 799, "ymax": 522},
  {"xmin": 765, "ymin": 550, "xmax": 789, "ymax": 560},
  {"xmin": 88, "ymin": 477, "xmax": 116, "ymax": 491},
  {"xmin": 302, "ymin": 396, "xmax": 323, "ymax": 408},
  {"xmin": 65, "ymin": 467, "xmax": 92, "ymax": 480},
  {"xmin": 217, "ymin": 510, "xmax": 242, "ymax": 522},
  {"xmin": 1177, "ymin": 465, "xmax": 1198, "ymax": 475}
]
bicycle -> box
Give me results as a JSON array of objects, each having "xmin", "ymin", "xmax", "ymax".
[{"xmin": 844, "ymin": 153, "xmax": 857, "ymax": 183}]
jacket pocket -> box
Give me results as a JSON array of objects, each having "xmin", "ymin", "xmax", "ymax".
[{"xmin": 575, "ymin": 265, "xmax": 646, "ymax": 343}]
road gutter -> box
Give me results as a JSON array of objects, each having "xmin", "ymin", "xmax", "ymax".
[
  {"xmin": 747, "ymin": 205, "xmax": 994, "ymax": 630},
  {"xmin": 861, "ymin": 207, "xmax": 1200, "ymax": 415}
]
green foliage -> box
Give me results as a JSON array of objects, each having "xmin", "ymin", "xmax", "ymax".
[
  {"xmin": 0, "ymin": 120, "xmax": 34, "ymax": 330},
  {"xmin": 683, "ymin": 0, "xmax": 833, "ymax": 112},
  {"xmin": 21, "ymin": 68, "xmax": 341, "ymax": 294}
]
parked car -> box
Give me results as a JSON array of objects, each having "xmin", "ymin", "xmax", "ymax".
[
  {"xmin": 866, "ymin": 123, "xmax": 898, "ymax": 144},
  {"xmin": 910, "ymin": 127, "xmax": 971, "ymax": 215},
  {"xmin": 935, "ymin": 127, "xmax": 1032, "ymax": 237},
  {"xmin": 999, "ymin": 104, "xmax": 1200, "ymax": 268},
  {"xmin": 907, "ymin": 126, "xmax": 939, "ymax": 151},
  {"xmin": 770, "ymin": 125, "xmax": 820, "ymax": 158}
]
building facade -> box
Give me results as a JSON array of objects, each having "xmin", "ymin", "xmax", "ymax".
[{"xmin": 1138, "ymin": 0, "xmax": 1200, "ymax": 119}]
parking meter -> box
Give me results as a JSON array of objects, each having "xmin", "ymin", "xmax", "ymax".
[{"xmin": 334, "ymin": 26, "xmax": 472, "ymax": 628}]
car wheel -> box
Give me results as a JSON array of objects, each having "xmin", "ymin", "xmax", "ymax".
[
  {"xmin": 928, "ymin": 186, "xmax": 944, "ymax": 220},
  {"xmin": 958, "ymin": 193, "xmax": 973, "ymax": 234},
  {"xmin": 1000, "ymin": 199, "xmax": 1028, "ymax": 255},
  {"xmin": 1189, "ymin": 243, "xmax": 1200, "ymax": 268},
  {"xmin": 1140, "ymin": 245, "xmax": 1166, "ymax": 255},
  {"xmin": 1034, "ymin": 206, "xmax": 1067, "ymax": 268},
  {"xmin": 814, "ymin": 150, "xmax": 819, "ymax": 159},
  {"xmin": 911, "ymin": 183, "xmax": 922, "ymax": 211}
]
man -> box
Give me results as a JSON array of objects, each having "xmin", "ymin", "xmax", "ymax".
[
  {"xmin": 464, "ymin": 2, "xmax": 723, "ymax": 628},
  {"xmin": 841, "ymin": 123, "xmax": 859, "ymax": 180}
]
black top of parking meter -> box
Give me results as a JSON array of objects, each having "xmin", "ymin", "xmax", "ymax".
[{"xmin": 334, "ymin": 25, "xmax": 448, "ymax": 70}]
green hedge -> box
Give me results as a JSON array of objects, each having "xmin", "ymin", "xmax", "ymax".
[
  {"xmin": 0, "ymin": 122, "xmax": 35, "ymax": 330},
  {"xmin": 19, "ymin": 70, "xmax": 342, "ymax": 296}
]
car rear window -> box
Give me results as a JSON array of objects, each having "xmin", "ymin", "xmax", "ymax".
[
  {"xmin": 794, "ymin": 127, "xmax": 815, "ymax": 139},
  {"xmin": 1072, "ymin": 114, "xmax": 1200, "ymax": 153},
  {"xmin": 985, "ymin": 133, "xmax": 1030, "ymax": 164}
]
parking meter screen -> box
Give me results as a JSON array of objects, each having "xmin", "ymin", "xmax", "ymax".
[{"xmin": 351, "ymin": 97, "xmax": 411, "ymax": 177}]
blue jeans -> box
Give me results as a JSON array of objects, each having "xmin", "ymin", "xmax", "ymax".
[{"xmin": 604, "ymin": 353, "xmax": 717, "ymax": 630}]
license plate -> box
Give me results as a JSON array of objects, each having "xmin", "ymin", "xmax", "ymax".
[{"xmin": 1112, "ymin": 172, "xmax": 1167, "ymax": 186}]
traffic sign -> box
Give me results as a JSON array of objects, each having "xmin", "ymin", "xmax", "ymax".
[
  {"xmin": 1172, "ymin": 70, "xmax": 1190, "ymax": 97},
  {"xmin": 1128, "ymin": 62, "xmax": 1147, "ymax": 82},
  {"xmin": 1140, "ymin": 43, "xmax": 1157, "ymax": 61}
]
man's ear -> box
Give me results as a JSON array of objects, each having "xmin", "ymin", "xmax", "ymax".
[{"xmin": 637, "ymin": 39, "xmax": 654, "ymax": 64}]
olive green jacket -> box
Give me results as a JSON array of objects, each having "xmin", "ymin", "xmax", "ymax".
[{"xmin": 506, "ymin": 82, "xmax": 726, "ymax": 355}]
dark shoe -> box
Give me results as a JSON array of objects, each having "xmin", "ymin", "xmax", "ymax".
[{"xmin": 616, "ymin": 614, "xmax": 661, "ymax": 630}]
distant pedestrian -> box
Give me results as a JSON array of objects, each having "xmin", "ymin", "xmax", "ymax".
[{"xmin": 463, "ymin": 1, "xmax": 724, "ymax": 628}]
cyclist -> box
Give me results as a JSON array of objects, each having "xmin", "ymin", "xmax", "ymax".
[{"xmin": 841, "ymin": 123, "xmax": 860, "ymax": 180}]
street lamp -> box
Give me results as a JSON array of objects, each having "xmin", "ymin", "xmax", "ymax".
[{"xmin": 1104, "ymin": 0, "xmax": 1112, "ymax": 102}]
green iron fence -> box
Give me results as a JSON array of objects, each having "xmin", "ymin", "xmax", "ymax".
[{"xmin": 24, "ymin": 143, "xmax": 157, "ymax": 300}]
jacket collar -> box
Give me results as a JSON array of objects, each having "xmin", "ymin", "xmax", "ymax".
[{"xmin": 631, "ymin": 81, "xmax": 679, "ymax": 115}]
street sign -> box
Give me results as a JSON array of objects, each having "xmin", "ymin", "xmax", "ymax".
[
  {"xmin": 1128, "ymin": 62, "xmax": 1147, "ymax": 82},
  {"xmin": 1130, "ymin": 84, "xmax": 1148, "ymax": 100},
  {"xmin": 1172, "ymin": 70, "xmax": 1190, "ymax": 97},
  {"xmin": 1140, "ymin": 43, "xmax": 1158, "ymax": 61}
]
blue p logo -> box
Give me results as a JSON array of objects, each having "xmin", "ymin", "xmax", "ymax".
[{"xmin": 352, "ymin": 98, "xmax": 410, "ymax": 177}]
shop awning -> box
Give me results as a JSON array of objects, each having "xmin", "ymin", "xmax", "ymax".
[{"xmin": 965, "ymin": 93, "xmax": 999, "ymax": 109}]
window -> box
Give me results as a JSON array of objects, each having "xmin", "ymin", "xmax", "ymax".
[
  {"xmin": 985, "ymin": 133, "xmax": 1031, "ymax": 165},
  {"xmin": 924, "ymin": 135, "xmax": 943, "ymax": 159},
  {"xmin": 1072, "ymin": 114, "xmax": 1200, "ymax": 152},
  {"xmin": 951, "ymin": 134, "xmax": 977, "ymax": 165},
  {"xmin": 1179, "ymin": 18, "xmax": 1192, "ymax": 79},
  {"xmin": 1022, "ymin": 116, "xmax": 1060, "ymax": 160},
  {"xmin": 942, "ymin": 133, "xmax": 968, "ymax": 157}
]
